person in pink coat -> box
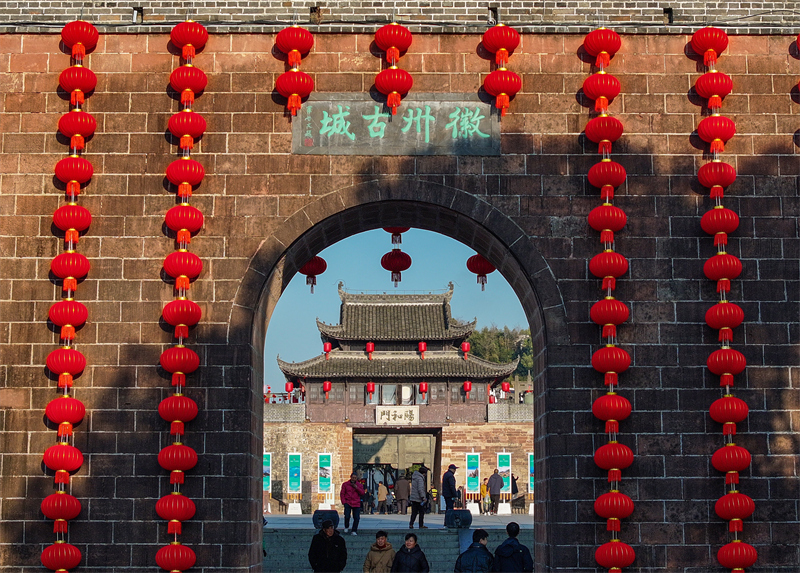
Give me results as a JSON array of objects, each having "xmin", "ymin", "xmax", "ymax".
[{"xmin": 340, "ymin": 472, "xmax": 366, "ymax": 535}]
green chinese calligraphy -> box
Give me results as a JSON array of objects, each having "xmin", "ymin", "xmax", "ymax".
[
  {"xmin": 361, "ymin": 106, "xmax": 391, "ymax": 139},
  {"xmin": 445, "ymin": 107, "xmax": 490, "ymax": 140},
  {"xmin": 319, "ymin": 105, "xmax": 356, "ymax": 141},
  {"xmin": 401, "ymin": 106, "xmax": 436, "ymax": 143}
]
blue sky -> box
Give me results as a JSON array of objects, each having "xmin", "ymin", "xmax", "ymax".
[{"xmin": 263, "ymin": 228, "xmax": 527, "ymax": 390}]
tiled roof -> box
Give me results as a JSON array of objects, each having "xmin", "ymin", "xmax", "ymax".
[
  {"xmin": 277, "ymin": 351, "xmax": 518, "ymax": 380},
  {"xmin": 317, "ymin": 282, "xmax": 476, "ymax": 341}
]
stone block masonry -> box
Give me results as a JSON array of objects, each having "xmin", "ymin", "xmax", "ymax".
[{"xmin": 1, "ymin": 21, "xmax": 799, "ymax": 573}]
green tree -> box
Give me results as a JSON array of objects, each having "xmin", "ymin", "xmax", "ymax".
[{"xmin": 466, "ymin": 326, "xmax": 532, "ymax": 378}]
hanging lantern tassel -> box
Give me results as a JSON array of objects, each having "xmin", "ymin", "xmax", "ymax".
[
  {"xmin": 495, "ymin": 48, "xmax": 509, "ymax": 67},
  {"xmin": 704, "ymin": 49, "xmax": 717, "ymax": 68},
  {"xmin": 595, "ymin": 51, "xmax": 610, "ymax": 69},
  {"xmin": 595, "ymin": 96, "xmax": 608, "ymax": 113},
  {"xmin": 495, "ymin": 93, "xmax": 510, "ymax": 116},
  {"xmin": 387, "ymin": 92, "xmax": 402, "ymax": 115},
  {"xmin": 181, "ymin": 89, "xmax": 195, "ymax": 106}
]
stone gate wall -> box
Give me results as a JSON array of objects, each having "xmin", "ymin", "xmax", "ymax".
[{"xmin": 1, "ymin": 19, "xmax": 799, "ymax": 573}]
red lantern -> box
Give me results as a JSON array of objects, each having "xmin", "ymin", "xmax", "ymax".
[
  {"xmin": 717, "ymin": 541, "xmax": 757, "ymax": 570},
  {"xmin": 707, "ymin": 347, "xmax": 746, "ymax": 387},
  {"xmin": 592, "ymin": 392, "xmax": 632, "ymax": 433},
  {"xmin": 588, "ymin": 204, "xmax": 627, "ymax": 244},
  {"xmin": 165, "ymin": 204, "xmax": 204, "ymax": 245},
  {"xmin": 59, "ymin": 66, "xmax": 98, "ymax": 106},
  {"xmin": 164, "ymin": 251, "xmax": 203, "ymax": 290},
  {"xmin": 381, "ymin": 249, "xmax": 412, "ymax": 287},
  {"xmin": 384, "ymin": 227, "xmax": 410, "ymax": 245},
  {"xmin": 168, "ymin": 111, "xmax": 207, "ymax": 151},
  {"xmin": 159, "ymin": 395, "xmax": 198, "ymax": 436},
  {"xmin": 461, "ymin": 341, "xmax": 471, "ymax": 360},
  {"xmin": 50, "ymin": 252, "xmax": 90, "ymax": 295},
  {"xmin": 697, "ymin": 115, "xmax": 736, "ymax": 154},
  {"xmin": 595, "ymin": 539, "xmax": 635, "ymax": 570},
  {"xmin": 276, "ymin": 25, "xmax": 314, "ymax": 68},
  {"xmin": 366, "ymin": 341, "xmax": 375, "ymax": 360},
  {"xmin": 704, "ymin": 253, "xmax": 742, "ymax": 294},
  {"xmin": 712, "ymin": 444, "xmax": 751, "ymax": 484},
  {"xmin": 483, "ymin": 69, "xmax": 522, "ymax": 117},
  {"xmin": 43, "ymin": 442, "xmax": 84, "ymax": 484},
  {"xmin": 41, "ymin": 542, "xmax": 82, "ymax": 571},
  {"xmin": 590, "ymin": 298, "xmax": 630, "ymax": 339},
  {"xmin": 418, "ymin": 341, "xmax": 427, "ymax": 359},
  {"xmin": 375, "ymin": 67, "xmax": 414, "ymax": 116},
  {"xmin": 589, "ymin": 251, "xmax": 629, "ymax": 291},
  {"xmin": 715, "ymin": 492, "xmax": 755, "ymax": 532},
  {"xmin": 701, "ymin": 206, "xmax": 739, "ymax": 247},
  {"xmin": 160, "ymin": 346, "xmax": 200, "ymax": 387},
  {"xmin": 584, "ymin": 28, "xmax": 621, "ymax": 69},
  {"xmin": 582, "ymin": 72, "xmax": 621, "ymax": 112},
  {"xmin": 375, "ymin": 22, "xmax": 413, "ymax": 65},
  {"xmin": 323, "ymin": 380, "xmax": 332, "ymax": 399},
  {"xmin": 323, "ymin": 341, "xmax": 332, "ymax": 359},
  {"xmin": 463, "ymin": 380, "xmax": 472, "ymax": 399},
  {"xmin": 156, "ymin": 543, "xmax": 197, "ymax": 572},
  {"xmin": 366, "ymin": 381, "xmax": 375, "ymax": 399},
  {"xmin": 284, "ymin": 381, "xmax": 294, "ymax": 395},
  {"xmin": 166, "ymin": 158, "xmax": 205, "ymax": 188},
  {"xmin": 594, "ymin": 441, "xmax": 634, "ymax": 482},
  {"xmin": 163, "ymin": 299, "xmax": 202, "ymax": 339},
  {"xmin": 276, "ymin": 69, "xmax": 314, "ymax": 116},
  {"xmin": 691, "ymin": 27, "xmax": 729, "ymax": 68},
  {"xmin": 45, "ymin": 396, "xmax": 85, "ymax": 437},
  {"xmin": 501, "ymin": 381, "xmax": 511, "ymax": 393},
  {"xmin": 49, "ymin": 300, "xmax": 88, "ymax": 341},
  {"xmin": 466, "ymin": 254, "xmax": 496, "ymax": 290},
  {"xmin": 419, "ymin": 381, "xmax": 428, "ymax": 399},
  {"xmin": 53, "ymin": 204, "xmax": 92, "ymax": 246},
  {"xmin": 55, "ymin": 156, "xmax": 94, "ymax": 195},
  {"xmin": 159, "ymin": 444, "xmax": 198, "ymax": 484},
  {"xmin": 58, "ymin": 110, "xmax": 97, "ymax": 150},
  {"xmin": 591, "ymin": 345, "xmax": 631, "ymax": 386},
  {"xmin": 594, "ymin": 490, "xmax": 634, "ymax": 531},
  {"xmin": 171, "ymin": 21, "xmax": 209, "ymax": 60},
  {"xmin": 170, "ymin": 66, "xmax": 208, "ymax": 106},
  {"xmin": 710, "ymin": 395, "xmax": 749, "ymax": 437},
  {"xmin": 695, "ymin": 71, "xmax": 733, "ymax": 109},
  {"xmin": 699, "ymin": 162, "xmax": 736, "ymax": 191},
  {"xmin": 706, "ymin": 302, "xmax": 744, "ymax": 342},
  {"xmin": 41, "ymin": 492, "xmax": 81, "ymax": 533},
  {"xmin": 156, "ymin": 492, "xmax": 197, "ymax": 535},
  {"xmin": 46, "ymin": 347, "xmax": 86, "ymax": 388},
  {"xmin": 61, "ymin": 20, "xmax": 98, "ymax": 58},
  {"xmin": 585, "ymin": 115, "xmax": 623, "ymax": 155},
  {"xmin": 481, "ymin": 24, "xmax": 520, "ymax": 67},
  {"xmin": 299, "ymin": 256, "xmax": 327, "ymax": 293},
  {"xmin": 588, "ymin": 160, "xmax": 626, "ymax": 189}
]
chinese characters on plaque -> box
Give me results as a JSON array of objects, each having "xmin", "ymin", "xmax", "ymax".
[
  {"xmin": 292, "ymin": 94, "xmax": 500, "ymax": 156},
  {"xmin": 375, "ymin": 406, "xmax": 420, "ymax": 426}
]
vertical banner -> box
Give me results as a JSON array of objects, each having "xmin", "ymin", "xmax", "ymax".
[
  {"xmin": 465, "ymin": 453, "xmax": 481, "ymax": 494},
  {"xmin": 497, "ymin": 453, "xmax": 511, "ymax": 494},
  {"xmin": 528, "ymin": 452, "xmax": 534, "ymax": 492},
  {"xmin": 288, "ymin": 453, "xmax": 302, "ymax": 494},
  {"xmin": 318, "ymin": 453, "xmax": 332, "ymax": 494},
  {"xmin": 263, "ymin": 452, "xmax": 272, "ymax": 493}
]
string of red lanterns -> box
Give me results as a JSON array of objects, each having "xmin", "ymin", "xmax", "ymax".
[
  {"xmin": 381, "ymin": 228, "xmax": 412, "ymax": 287},
  {"xmin": 155, "ymin": 20, "xmax": 209, "ymax": 573},
  {"xmin": 481, "ymin": 23, "xmax": 522, "ymax": 117},
  {"xmin": 466, "ymin": 253, "xmax": 496, "ymax": 291},
  {"xmin": 275, "ymin": 24, "xmax": 315, "ymax": 116},
  {"xmin": 582, "ymin": 27, "xmax": 636, "ymax": 573},
  {"xmin": 40, "ymin": 20, "xmax": 99, "ymax": 572},
  {"xmin": 690, "ymin": 27, "xmax": 757, "ymax": 572},
  {"xmin": 299, "ymin": 255, "xmax": 327, "ymax": 294},
  {"xmin": 374, "ymin": 22, "xmax": 413, "ymax": 115}
]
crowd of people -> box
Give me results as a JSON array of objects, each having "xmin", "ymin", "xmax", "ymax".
[{"xmin": 308, "ymin": 521, "xmax": 533, "ymax": 573}]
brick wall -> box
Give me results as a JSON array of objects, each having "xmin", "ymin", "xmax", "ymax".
[{"xmin": 0, "ymin": 26, "xmax": 798, "ymax": 572}]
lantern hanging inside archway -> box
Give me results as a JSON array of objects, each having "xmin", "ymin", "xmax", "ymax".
[
  {"xmin": 298, "ymin": 256, "xmax": 327, "ymax": 294},
  {"xmin": 381, "ymin": 249, "xmax": 412, "ymax": 287},
  {"xmin": 466, "ymin": 254, "xmax": 496, "ymax": 290},
  {"xmin": 384, "ymin": 227, "xmax": 410, "ymax": 245}
]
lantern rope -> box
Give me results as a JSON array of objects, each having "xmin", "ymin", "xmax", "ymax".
[
  {"xmin": 690, "ymin": 26, "xmax": 758, "ymax": 572},
  {"xmin": 583, "ymin": 27, "xmax": 637, "ymax": 573}
]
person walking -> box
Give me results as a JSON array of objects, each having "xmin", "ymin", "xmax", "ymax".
[
  {"xmin": 441, "ymin": 464, "xmax": 458, "ymax": 512},
  {"xmin": 363, "ymin": 530, "xmax": 395, "ymax": 573},
  {"xmin": 377, "ymin": 480, "xmax": 389, "ymax": 514},
  {"xmin": 491, "ymin": 522, "xmax": 533, "ymax": 572},
  {"xmin": 308, "ymin": 519, "xmax": 347, "ymax": 573},
  {"xmin": 454, "ymin": 528, "xmax": 493, "ymax": 573},
  {"xmin": 390, "ymin": 533, "xmax": 430, "ymax": 573},
  {"xmin": 480, "ymin": 478, "xmax": 489, "ymax": 514},
  {"xmin": 487, "ymin": 469, "xmax": 504, "ymax": 515},
  {"xmin": 340, "ymin": 472, "xmax": 366, "ymax": 535},
  {"xmin": 408, "ymin": 466, "xmax": 428, "ymax": 529},
  {"xmin": 395, "ymin": 473, "xmax": 410, "ymax": 515}
]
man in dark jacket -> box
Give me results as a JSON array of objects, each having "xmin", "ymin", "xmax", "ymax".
[
  {"xmin": 441, "ymin": 464, "xmax": 458, "ymax": 512},
  {"xmin": 395, "ymin": 474, "xmax": 410, "ymax": 515},
  {"xmin": 486, "ymin": 469, "xmax": 504, "ymax": 515},
  {"xmin": 454, "ymin": 529, "xmax": 493, "ymax": 572},
  {"xmin": 308, "ymin": 519, "xmax": 347, "ymax": 573},
  {"xmin": 491, "ymin": 522, "xmax": 533, "ymax": 573}
]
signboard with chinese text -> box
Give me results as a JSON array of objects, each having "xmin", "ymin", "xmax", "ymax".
[
  {"xmin": 288, "ymin": 453, "xmax": 302, "ymax": 494},
  {"xmin": 293, "ymin": 94, "xmax": 500, "ymax": 156},
  {"xmin": 375, "ymin": 405, "xmax": 420, "ymax": 426},
  {"xmin": 466, "ymin": 453, "xmax": 480, "ymax": 494},
  {"xmin": 263, "ymin": 452, "xmax": 272, "ymax": 493},
  {"xmin": 497, "ymin": 453, "xmax": 511, "ymax": 494},
  {"xmin": 318, "ymin": 453, "xmax": 332, "ymax": 494}
]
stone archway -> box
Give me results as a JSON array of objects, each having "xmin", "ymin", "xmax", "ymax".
[{"xmin": 233, "ymin": 178, "xmax": 569, "ymax": 569}]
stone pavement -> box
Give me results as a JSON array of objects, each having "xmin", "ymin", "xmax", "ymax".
[{"xmin": 262, "ymin": 511, "xmax": 533, "ymax": 530}]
